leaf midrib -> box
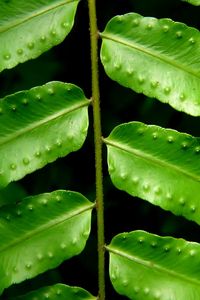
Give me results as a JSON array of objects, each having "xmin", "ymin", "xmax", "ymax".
[
  {"xmin": 101, "ymin": 33, "xmax": 200, "ymax": 80},
  {"xmin": 0, "ymin": 0, "xmax": 78, "ymax": 34},
  {"xmin": 107, "ymin": 246, "xmax": 200, "ymax": 287},
  {"xmin": 0, "ymin": 203, "xmax": 94, "ymax": 254},
  {"xmin": 104, "ymin": 139, "xmax": 200, "ymax": 183},
  {"xmin": 0, "ymin": 100, "xmax": 90, "ymax": 147}
]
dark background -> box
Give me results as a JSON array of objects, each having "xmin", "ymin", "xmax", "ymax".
[{"xmin": 0, "ymin": 0, "xmax": 200, "ymax": 299}]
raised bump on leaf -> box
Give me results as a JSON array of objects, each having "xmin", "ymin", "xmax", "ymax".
[
  {"xmin": 104, "ymin": 121, "xmax": 200, "ymax": 224},
  {"xmin": 100, "ymin": 13, "xmax": 200, "ymax": 116},
  {"xmin": 0, "ymin": 190, "xmax": 94, "ymax": 294},
  {"xmin": 0, "ymin": 81, "xmax": 90, "ymax": 189},
  {"xmin": 0, "ymin": 0, "xmax": 79, "ymax": 72},
  {"xmin": 14, "ymin": 284, "xmax": 96, "ymax": 300},
  {"xmin": 108, "ymin": 230, "xmax": 200, "ymax": 300}
]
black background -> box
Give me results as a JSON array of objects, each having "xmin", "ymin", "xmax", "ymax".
[{"xmin": 1, "ymin": 0, "xmax": 200, "ymax": 299}]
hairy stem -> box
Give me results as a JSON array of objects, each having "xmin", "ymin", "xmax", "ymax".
[{"xmin": 87, "ymin": 0, "xmax": 105, "ymax": 299}]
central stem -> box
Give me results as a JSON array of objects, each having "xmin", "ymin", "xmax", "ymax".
[{"xmin": 87, "ymin": 0, "xmax": 105, "ymax": 299}]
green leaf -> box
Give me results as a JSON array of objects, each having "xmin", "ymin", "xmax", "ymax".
[
  {"xmin": 0, "ymin": 183, "xmax": 26, "ymax": 208},
  {"xmin": 0, "ymin": 81, "xmax": 89, "ymax": 189},
  {"xmin": 182, "ymin": 0, "xmax": 200, "ymax": 5},
  {"xmin": 100, "ymin": 13, "xmax": 200, "ymax": 116},
  {"xmin": 0, "ymin": 0, "xmax": 79, "ymax": 72},
  {"xmin": 14, "ymin": 284, "xmax": 96, "ymax": 300},
  {"xmin": 0, "ymin": 190, "xmax": 94, "ymax": 295},
  {"xmin": 104, "ymin": 121, "xmax": 200, "ymax": 224},
  {"xmin": 107, "ymin": 230, "xmax": 200, "ymax": 300}
]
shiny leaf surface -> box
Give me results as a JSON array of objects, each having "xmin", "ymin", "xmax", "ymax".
[
  {"xmin": 101, "ymin": 13, "xmax": 200, "ymax": 116},
  {"xmin": 14, "ymin": 284, "xmax": 96, "ymax": 300},
  {"xmin": 0, "ymin": 81, "xmax": 89, "ymax": 189},
  {"xmin": 0, "ymin": 0, "xmax": 79, "ymax": 72},
  {"xmin": 105, "ymin": 121, "xmax": 200, "ymax": 224},
  {"xmin": 0, "ymin": 190, "xmax": 94, "ymax": 295},
  {"xmin": 108, "ymin": 230, "xmax": 200, "ymax": 300}
]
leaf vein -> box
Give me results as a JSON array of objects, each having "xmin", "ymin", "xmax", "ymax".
[
  {"xmin": 0, "ymin": 203, "xmax": 94, "ymax": 254},
  {"xmin": 104, "ymin": 139, "xmax": 200, "ymax": 183},
  {"xmin": 0, "ymin": 100, "xmax": 90, "ymax": 147},
  {"xmin": 101, "ymin": 33, "xmax": 200, "ymax": 80},
  {"xmin": 107, "ymin": 247, "xmax": 200, "ymax": 287},
  {"xmin": 0, "ymin": 0, "xmax": 79, "ymax": 34}
]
